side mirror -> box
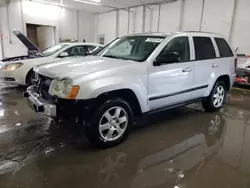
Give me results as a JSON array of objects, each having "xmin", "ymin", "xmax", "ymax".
[
  {"xmin": 154, "ymin": 52, "xmax": 180, "ymax": 66},
  {"xmin": 59, "ymin": 52, "xmax": 69, "ymax": 58}
]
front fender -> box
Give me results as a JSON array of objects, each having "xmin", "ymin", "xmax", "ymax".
[{"xmin": 76, "ymin": 77, "xmax": 149, "ymax": 113}]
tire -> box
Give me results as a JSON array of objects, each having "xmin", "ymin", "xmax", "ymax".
[
  {"xmin": 85, "ymin": 98, "xmax": 133, "ymax": 148},
  {"xmin": 26, "ymin": 70, "xmax": 35, "ymax": 86},
  {"xmin": 202, "ymin": 81, "xmax": 227, "ymax": 112}
]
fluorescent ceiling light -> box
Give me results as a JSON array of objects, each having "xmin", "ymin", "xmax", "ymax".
[
  {"xmin": 32, "ymin": 0, "xmax": 62, "ymax": 6},
  {"xmin": 89, "ymin": 0, "xmax": 101, "ymax": 2},
  {"xmin": 73, "ymin": 0, "xmax": 101, "ymax": 5}
]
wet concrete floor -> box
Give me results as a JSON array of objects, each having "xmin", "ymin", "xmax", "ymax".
[{"xmin": 0, "ymin": 85, "xmax": 250, "ymax": 188}]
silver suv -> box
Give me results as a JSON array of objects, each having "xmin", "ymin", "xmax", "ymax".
[{"xmin": 24, "ymin": 32, "xmax": 236, "ymax": 147}]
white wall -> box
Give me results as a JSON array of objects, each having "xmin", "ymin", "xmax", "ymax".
[
  {"xmin": 128, "ymin": 10, "xmax": 135, "ymax": 34},
  {"xmin": 182, "ymin": 0, "xmax": 203, "ymax": 31},
  {"xmin": 0, "ymin": 0, "xmax": 95, "ymax": 59},
  {"xmin": 22, "ymin": 1, "xmax": 60, "ymax": 27},
  {"xmin": 118, "ymin": 10, "xmax": 129, "ymax": 37},
  {"xmin": 96, "ymin": 0, "xmax": 250, "ymax": 54},
  {"xmin": 145, "ymin": 6, "xmax": 152, "ymax": 32},
  {"xmin": 0, "ymin": 2, "xmax": 26, "ymax": 58},
  {"xmin": 22, "ymin": 1, "xmax": 95, "ymax": 42},
  {"xmin": 22, "ymin": 0, "xmax": 61, "ymax": 44},
  {"xmin": 97, "ymin": 11, "xmax": 116, "ymax": 44},
  {"xmin": 231, "ymin": 0, "xmax": 250, "ymax": 54},
  {"xmin": 97, "ymin": 6, "xmax": 145, "ymax": 40},
  {"xmin": 201, "ymin": 0, "xmax": 235, "ymax": 38},
  {"xmin": 78, "ymin": 11, "xmax": 95, "ymax": 42},
  {"xmin": 133, "ymin": 6, "xmax": 144, "ymax": 33},
  {"xmin": 59, "ymin": 8, "xmax": 77, "ymax": 41},
  {"xmin": 159, "ymin": 1, "xmax": 181, "ymax": 32},
  {"xmin": 150, "ymin": 5, "xmax": 160, "ymax": 32},
  {"xmin": 3, "ymin": 0, "xmax": 250, "ymax": 57}
]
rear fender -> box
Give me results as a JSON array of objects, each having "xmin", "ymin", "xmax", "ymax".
[{"xmin": 204, "ymin": 74, "xmax": 231, "ymax": 96}]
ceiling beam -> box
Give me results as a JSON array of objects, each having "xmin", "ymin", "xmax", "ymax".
[
  {"xmin": 140, "ymin": 0, "xmax": 152, "ymax": 11},
  {"xmin": 25, "ymin": 0, "xmax": 177, "ymax": 14},
  {"xmin": 98, "ymin": 0, "xmax": 177, "ymax": 14},
  {"xmin": 29, "ymin": 0, "xmax": 111, "ymax": 12}
]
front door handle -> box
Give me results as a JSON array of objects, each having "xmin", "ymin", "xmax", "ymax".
[
  {"xmin": 212, "ymin": 64, "xmax": 219, "ymax": 68},
  {"xmin": 182, "ymin": 68, "xmax": 192, "ymax": 72}
]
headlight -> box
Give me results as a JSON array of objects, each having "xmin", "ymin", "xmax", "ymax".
[
  {"xmin": 2, "ymin": 63, "xmax": 23, "ymax": 71},
  {"xmin": 49, "ymin": 78, "xmax": 80, "ymax": 99}
]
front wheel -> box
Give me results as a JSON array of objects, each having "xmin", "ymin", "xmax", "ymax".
[
  {"xmin": 202, "ymin": 81, "xmax": 227, "ymax": 112},
  {"xmin": 26, "ymin": 70, "xmax": 35, "ymax": 86},
  {"xmin": 85, "ymin": 98, "xmax": 133, "ymax": 148}
]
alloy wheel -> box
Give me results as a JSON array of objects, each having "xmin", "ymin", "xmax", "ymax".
[
  {"xmin": 213, "ymin": 86, "xmax": 225, "ymax": 108},
  {"xmin": 99, "ymin": 106, "xmax": 128, "ymax": 142}
]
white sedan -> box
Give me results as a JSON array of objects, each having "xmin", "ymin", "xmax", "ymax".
[{"xmin": 0, "ymin": 31, "xmax": 103, "ymax": 86}]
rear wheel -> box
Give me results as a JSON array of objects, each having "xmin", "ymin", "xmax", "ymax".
[
  {"xmin": 85, "ymin": 98, "xmax": 133, "ymax": 148},
  {"xmin": 202, "ymin": 81, "xmax": 227, "ymax": 112}
]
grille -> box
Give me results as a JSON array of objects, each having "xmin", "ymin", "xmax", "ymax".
[{"xmin": 36, "ymin": 74, "xmax": 54, "ymax": 102}]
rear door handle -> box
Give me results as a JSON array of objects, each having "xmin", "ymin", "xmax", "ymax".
[
  {"xmin": 212, "ymin": 64, "xmax": 219, "ymax": 68},
  {"xmin": 182, "ymin": 68, "xmax": 192, "ymax": 72}
]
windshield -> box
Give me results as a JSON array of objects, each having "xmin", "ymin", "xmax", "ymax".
[
  {"xmin": 42, "ymin": 44, "xmax": 69, "ymax": 57},
  {"xmin": 97, "ymin": 36, "xmax": 165, "ymax": 62}
]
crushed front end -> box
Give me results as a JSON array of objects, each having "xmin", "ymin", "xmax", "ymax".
[{"xmin": 24, "ymin": 73, "xmax": 93, "ymax": 121}]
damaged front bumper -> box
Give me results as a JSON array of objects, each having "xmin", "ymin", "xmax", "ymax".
[
  {"xmin": 24, "ymin": 86, "xmax": 57, "ymax": 117},
  {"xmin": 24, "ymin": 86, "xmax": 95, "ymax": 121}
]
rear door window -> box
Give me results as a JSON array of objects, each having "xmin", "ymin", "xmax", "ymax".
[
  {"xmin": 193, "ymin": 37, "xmax": 216, "ymax": 60},
  {"xmin": 215, "ymin": 38, "xmax": 233, "ymax": 57}
]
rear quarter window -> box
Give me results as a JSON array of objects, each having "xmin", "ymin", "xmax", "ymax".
[{"xmin": 215, "ymin": 38, "xmax": 233, "ymax": 57}]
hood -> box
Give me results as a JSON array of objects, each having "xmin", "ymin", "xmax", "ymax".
[
  {"xmin": 35, "ymin": 56, "xmax": 137, "ymax": 79},
  {"xmin": 13, "ymin": 30, "xmax": 44, "ymax": 57}
]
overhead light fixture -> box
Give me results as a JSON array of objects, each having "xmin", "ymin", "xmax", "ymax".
[
  {"xmin": 31, "ymin": 0, "xmax": 63, "ymax": 7},
  {"xmin": 89, "ymin": 0, "xmax": 101, "ymax": 2},
  {"xmin": 73, "ymin": 0, "xmax": 101, "ymax": 5}
]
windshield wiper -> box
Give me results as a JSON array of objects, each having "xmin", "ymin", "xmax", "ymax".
[
  {"xmin": 103, "ymin": 55, "xmax": 126, "ymax": 60},
  {"xmin": 103, "ymin": 55, "xmax": 139, "ymax": 62}
]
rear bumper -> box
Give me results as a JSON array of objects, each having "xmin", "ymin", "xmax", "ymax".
[{"xmin": 24, "ymin": 86, "xmax": 57, "ymax": 117}]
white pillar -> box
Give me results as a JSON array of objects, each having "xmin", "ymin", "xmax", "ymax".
[
  {"xmin": 179, "ymin": 0, "xmax": 185, "ymax": 31},
  {"xmin": 116, "ymin": 10, "xmax": 119, "ymax": 37},
  {"xmin": 229, "ymin": 0, "xmax": 237, "ymax": 42},
  {"xmin": 142, "ymin": 5, "xmax": 146, "ymax": 32}
]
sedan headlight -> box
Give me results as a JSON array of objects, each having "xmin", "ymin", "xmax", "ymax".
[
  {"xmin": 2, "ymin": 63, "xmax": 23, "ymax": 71},
  {"xmin": 49, "ymin": 78, "xmax": 80, "ymax": 99}
]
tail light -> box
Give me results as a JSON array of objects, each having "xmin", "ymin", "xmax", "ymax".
[{"xmin": 234, "ymin": 58, "xmax": 237, "ymax": 72}]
